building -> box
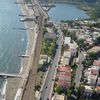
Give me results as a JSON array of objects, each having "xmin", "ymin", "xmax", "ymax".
[
  {"xmin": 53, "ymin": 94, "xmax": 65, "ymax": 100},
  {"xmin": 64, "ymin": 37, "xmax": 71, "ymax": 45},
  {"xmin": 39, "ymin": 54, "xmax": 50, "ymax": 65},
  {"xmin": 96, "ymin": 86, "xmax": 100, "ymax": 93},
  {"xmin": 97, "ymin": 78, "xmax": 100, "ymax": 86},
  {"xmin": 57, "ymin": 65, "xmax": 71, "ymax": 88},
  {"xmin": 69, "ymin": 41, "xmax": 78, "ymax": 56},
  {"xmin": 93, "ymin": 60, "xmax": 100, "ymax": 67},
  {"xmin": 61, "ymin": 51, "xmax": 72, "ymax": 66},
  {"xmin": 84, "ymin": 66, "xmax": 100, "ymax": 85},
  {"xmin": 88, "ymin": 46, "xmax": 100, "ymax": 53}
]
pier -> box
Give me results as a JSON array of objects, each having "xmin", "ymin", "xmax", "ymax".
[{"xmin": 0, "ymin": 73, "xmax": 21, "ymax": 78}]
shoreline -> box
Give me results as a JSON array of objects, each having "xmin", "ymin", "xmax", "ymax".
[{"xmin": 6, "ymin": 0, "xmax": 38, "ymax": 99}]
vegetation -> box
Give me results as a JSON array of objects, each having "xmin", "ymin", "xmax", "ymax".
[
  {"xmin": 41, "ymin": 38, "xmax": 56, "ymax": 56},
  {"xmin": 43, "ymin": 28, "xmax": 48, "ymax": 35},
  {"xmin": 54, "ymin": 87, "xmax": 64, "ymax": 94},
  {"xmin": 62, "ymin": 29, "xmax": 77, "ymax": 41},
  {"xmin": 91, "ymin": 5, "xmax": 100, "ymax": 19},
  {"xmin": 71, "ymin": 64, "xmax": 77, "ymax": 88},
  {"xmin": 95, "ymin": 36, "xmax": 100, "ymax": 45},
  {"xmin": 34, "ymin": 85, "xmax": 41, "ymax": 91},
  {"xmin": 82, "ymin": 52, "xmax": 97, "ymax": 68},
  {"xmin": 37, "ymin": 62, "xmax": 49, "ymax": 72},
  {"xmin": 26, "ymin": 0, "xmax": 31, "ymax": 3}
]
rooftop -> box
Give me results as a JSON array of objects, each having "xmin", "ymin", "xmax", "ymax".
[
  {"xmin": 93, "ymin": 60, "xmax": 100, "ymax": 67},
  {"xmin": 58, "ymin": 65, "xmax": 71, "ymax": 72},
  {"xmin": 57, "ymin": 66, "xmax": 71, "ymax": 88},
  {"xmin": 53, "ymin": 94, "xmax": 65, "ymax": 100},
  {"xmin": 64, "ymin": 37, "xmax": 71, "ymax": 45},
  {"xmin": 88, "ymin": 46, "xmax": 100, "ymax": 53}
]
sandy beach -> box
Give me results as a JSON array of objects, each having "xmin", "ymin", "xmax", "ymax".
[{"xmin": 6, "ymin": 0, "xmax": 38, "ymax": 100}]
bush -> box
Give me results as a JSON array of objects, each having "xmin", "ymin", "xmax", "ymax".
[
  {"xmin": 35, "ymin": 85, "xmax": 41, "ymax": 91},
  {"xmin": 55, "ymin": 87, "xmax": 64, "ymax": 94}
]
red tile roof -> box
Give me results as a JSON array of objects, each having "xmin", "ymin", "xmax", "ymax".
[
  {"xmin": 91, "ymin": 69, "xmax": 99, "ymax": 75},
  {"xmin": 58, "ymin": 80, "xmax": 70, "ymax": 88},
  {"xmin": 58, "ymin": 65, "xmax": 71, "ymax": 72},
  {"xmin": 93, "ymin": 60, "xmax": 100, "ymax": 67},
  {"xmin": 57, "ymin": 66, "xmax": 71, "ymax": 88}
]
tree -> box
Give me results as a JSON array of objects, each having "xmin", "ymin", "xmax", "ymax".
[
  {"xmin": 95, "ymin": 36, "xmax": 100, "ymax": 45},
  {"xmin": 43, "ymin": 28, "xmax": 48, "ymax": 35},
  {"xmin": 88, "ymin": 52, "xmax": 97, "ymax": 60},
  {"xmin": 82, "ymin": 52, "xmax": 97, "ymax": 68},
  {"xmin": 67, "ymin": 89, "xmax": 72, "ymax": 98},
  {"xmin": 71, "ymin": 64, "xmax": 78, "ymax": 69},
  {"xmin": 77, "ymin": 85, "xmax": 85, "ymax": 99},
  {"xmin": 35, "ymin": 85, "xmax": 41, "ymax": 91},
  {"xmin": 55, "ymin": 87, "xmax": 63, "ymax": 94}
]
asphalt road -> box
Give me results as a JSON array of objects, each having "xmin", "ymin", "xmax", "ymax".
[
  {"xmin": 39, "ymin": 29, "xmax": 63, "ymax": 100},
  {"xmin": 75, "ymin": 52, "xmax": 85, "ymax": 87}
]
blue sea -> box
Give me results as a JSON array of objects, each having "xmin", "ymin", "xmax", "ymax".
[
  {"xmin": 48, "ymin": 4, "xmax": 90, "ymax": 22},
  {"xmin": 0, "ymin": 0, "xmax": 27, "ymax": 89}
]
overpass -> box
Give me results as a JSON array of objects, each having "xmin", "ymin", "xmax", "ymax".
[
  {"xmin": 41, "ymin": 4, "xmax": 56, "ymax": 11},
  {"xmin": 30, "ymin": 0, "xmax": 48, "ymax": 19},
  {"xmin": 0, "ymin": 73, "xmax": 21, "ymax": 78}
]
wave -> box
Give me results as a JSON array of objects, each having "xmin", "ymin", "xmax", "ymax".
[{"xmin": 0, "ymin": 79, "xmax": 7, "ymax": 100}]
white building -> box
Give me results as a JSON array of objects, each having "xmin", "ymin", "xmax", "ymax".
[
  {"xmin": 61, "ymin": 51, "xmax": 71, "ymax": 66},
  {"xmin": 85, "ymin": 66, "xmax": 100, "ymax": 85},
  {"xmin": 64, "ymin": 37, "xmax": 71, "ymax": 45},
  {"xmin": 69, "ymin": 41, "xmax": 78, "ymax": 56}
]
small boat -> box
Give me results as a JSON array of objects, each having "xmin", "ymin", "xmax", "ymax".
[
  {"xmin": 18, "ymin": 14, "xmax": 26, "ymax": 17},
  {"xmin": 20, "ymin": 18, "xmax": 26, "ymax": 22}
]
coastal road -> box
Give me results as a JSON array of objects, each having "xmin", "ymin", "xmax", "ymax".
[
  {"xmin": 75, "ymin": 52, "xmax": 85, "ymax": 87},
  {"xmin": 39, "ymin": 29, "xmax": 63, "ymax": 100}
]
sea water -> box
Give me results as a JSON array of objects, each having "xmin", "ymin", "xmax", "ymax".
[{"xmin": 0, "ymin": 0, "xmax": 27, "ymax": 96}]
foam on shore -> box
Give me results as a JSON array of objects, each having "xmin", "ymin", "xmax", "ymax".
[{"xmin": 0, "ymin": 79, "xmax": 7, "ymax": 100}]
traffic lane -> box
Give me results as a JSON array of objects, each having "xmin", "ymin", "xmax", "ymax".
[
  {"xmin": 40, "ymin": 46, "xmax": 61, "ymax": 99},
  {"xmin": 40, "ymin": 53, "xmax": 58, "ymax": 99},
  {"xmin": 40, "ymin": 29, "xmax": 62, "ymax": 99},
  {"xmin": 40, "ymin": 65, "xmax": 54, "ymax": 97},
  {"xmin": 41, "ymin": 51, "xmax": 60, "ymax": 100},
  {"xmin": 42, "ymin": 66, "xmax": 56, "ymax": 100}
]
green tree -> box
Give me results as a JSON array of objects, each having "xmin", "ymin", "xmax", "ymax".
[
  {"xmin": 95, "ymin": 36, "xmax": 100, "ymax": 45},
  {"xmin": 67, "ymin": 89, "xmax": 72, "ymax": 98},
  {"xmin": 55, "ymin": 87, "xmax": 63, "ymax": 94}
]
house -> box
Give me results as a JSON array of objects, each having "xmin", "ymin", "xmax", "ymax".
[
  {"xmin": 39, "ymin": 54, "xmax": 50, "ymax": 65},
  {"xmin": 64, "ymin": 37, "xmax": 71, "ymax": 45},
  {"xmin": 84, "ymin": 66, "xmax": 100, "ymax": 85},
  {"xmin": 88, "ymin": 46, "xmax": 100, "ymax": 53},
  {"xmin": 97, "ymin": 77, "xmax": 100, "ymax": 86},
  {"xmin": 57, "ymin": 66, "xmax": 71, "ymax": 88},
  {"xmin": 93, "ymin": 60, "xmax": 100, "ymax": 67},
  {"xmin": 69, "ymin": 41, "xmax": 78, "ymax": 56},
  {"xmin": 60, "ymin": 22, "xmax": 68, "ymax": 30},
  {"xmin": 96, "ymin": 86, "xmax": 100, "ymax": 93},
  {"xmin": 84, "ymin": 86, "xmax": 93, "ymax": 97},
  {"xmin": 60, "ymin": 51, "xmax": 72, "ymax": 66},
  {"xmin": 53, "ymin": 94, "xmax": 65, "ymax": 100}
]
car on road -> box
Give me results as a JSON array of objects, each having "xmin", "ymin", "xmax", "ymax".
[
  {"xmin": 45, "ymin": 86, "xmax": 47, "ymax": 89},
  {"xmin": 39, "ymin": 97, "xmax": 42, "ymax": 100}
]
